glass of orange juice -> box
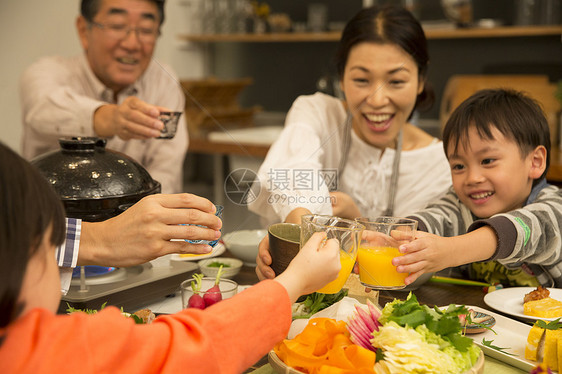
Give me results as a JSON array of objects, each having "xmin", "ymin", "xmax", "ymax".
[
  {"xmin": 355, "ymin": 217, "xmax": 417, "ymax": 290},
  {"xmin": 301, "ymin": 215, "xmax": 365, "ymax": 294}
]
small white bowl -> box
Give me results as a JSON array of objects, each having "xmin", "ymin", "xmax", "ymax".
[
  {"xmin": 222, "ymin": 229, "xmax": 267, "ymax": 266},
  {"xmin": 198, "ymin": 257, "xmax": 243, "ymax": 279}
]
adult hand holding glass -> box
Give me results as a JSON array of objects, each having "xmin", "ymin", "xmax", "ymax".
[
  {"xmin": 93, "ymin": 96, "xmax": 171, "ymax": 140},
  {"xmin": 78, "ymin": 193, "xmax": 222, "ymax": 267}
]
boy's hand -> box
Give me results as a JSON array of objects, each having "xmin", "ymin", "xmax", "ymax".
[
  {"xmin": 392, "ymin": 231, "xmax": 451, "ymax": 285},
  {"xmin": 392, "ymin": 227, "xmax": 498, "ymax": 285}
]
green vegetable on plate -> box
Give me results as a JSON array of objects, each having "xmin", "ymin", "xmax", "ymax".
[{"xmin": 207, "ymin": 261, "xmax": 230, "ymax": 268}]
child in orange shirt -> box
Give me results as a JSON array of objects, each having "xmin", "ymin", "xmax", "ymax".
[{"xmin": 0, "ymin": 142, "xmax": 341, "ymax": 374}]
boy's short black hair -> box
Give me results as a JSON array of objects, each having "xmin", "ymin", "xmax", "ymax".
[
  {"xmin": 0, "ymin": 143, "xmax": 66, "ymax": 332},
  {"xmin": 442, "ymin": 88, "xmax": 551, "ymax": 183}
]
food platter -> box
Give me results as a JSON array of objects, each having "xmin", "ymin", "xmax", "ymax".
[
  {"xmin": 170, "ymin": 242, "xmax": 226, "ymax": 262},
  {"xmin": 268, "ymin": 350, "xmax": 485, "ymax": 374},
  {"xmin": 465, "ymin": 306, "xmax": 537, "ymax": 372},
  {"xmin": 484, "ymin": 287, "xmax": 562, "ymax": 322},
  {"xmin": 273, "ymin": 303, "xmax": 545, "ymax": 373}
]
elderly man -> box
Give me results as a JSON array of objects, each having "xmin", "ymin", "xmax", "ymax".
[{"xmin": 21, "ymin": 0, "xmax": 187, "ymax": 193}]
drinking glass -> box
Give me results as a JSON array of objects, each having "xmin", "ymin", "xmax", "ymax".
[
  {"xmin": 268, "ymin": 222, "xmax": 301, "ymax": 276},
  {"xmin": 301, "ymin": 215, "xmax": 364, "ymax": 294},
  {"xmin": 355, "ymin": 217, "xmax": 417, "ymax": 290},
  {"xmin": 185, "ymin": 205, "xmax": 223, "ymax": 246}
]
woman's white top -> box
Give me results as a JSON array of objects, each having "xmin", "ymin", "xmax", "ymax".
[{"xmin": 248, "ymin": 92, "xmax": 452, "ymax": 227}]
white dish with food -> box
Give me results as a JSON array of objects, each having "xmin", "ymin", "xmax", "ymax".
[
  {"xmin": 198, "ymin": 257, "xmax": 243, "ymax": 279},
  {"xmin": 484, "ymin": 287, "xmax": 562, "ymax": 322},
  {"xmin": 170, "ymin": 242, "xmax": 226, "ymax": 262}
]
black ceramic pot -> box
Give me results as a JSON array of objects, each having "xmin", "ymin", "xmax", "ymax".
[{"xmin": 31, "ymin": 137, "xmax": 161, "ymax": 221}]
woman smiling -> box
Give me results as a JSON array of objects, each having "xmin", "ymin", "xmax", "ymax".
[{"xmin": 250, "ymin": 5, "xmax": 452, "ymax": 280}]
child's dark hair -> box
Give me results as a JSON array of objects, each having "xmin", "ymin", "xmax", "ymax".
[
  {"xmin": 0, "ymin": 143, "xmax": 66, "ymax": 330},
  {"xmin": 442, "ymin": 88, "xmax": 551, "ymax": 184},
  {"xmin": 335, "ymin": 4, "xmax": 434, "ymax": 113}
]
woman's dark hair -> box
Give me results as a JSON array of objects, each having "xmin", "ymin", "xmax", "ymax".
[
  {"xmin": 0, "ymin": 143, "xmax": 66, "ymax": 330},
  {"xmin": 443, "ymin": 88, "xmax": 551, "ymax": 184},
  {"xmin": 81, "ymin": 0, "xmax": 166, "ymax": 26},
  {"xmin": 335, "ymin": 4, "xmax": 434, "ymax": 113}
]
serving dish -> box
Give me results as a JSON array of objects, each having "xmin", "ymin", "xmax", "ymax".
[
  {"xmin": 198, "ymin": 257, "xmax": 243, "ymax": 279},
  {"xmin": 484, "ymin": 287, "xmax": 562, "ymax": 322},
  {"xmin": 464, "ymin": 305, "xmax": 536, "ymax": 372},
  {"xmin": 268, "ymin": 350, "xmax": 485, "ymax": 374}
]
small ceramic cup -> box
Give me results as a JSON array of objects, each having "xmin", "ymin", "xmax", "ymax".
[
  {"xmin": 157, "ymin": 111, "xmax": 182, "ymax": 139},
  {"xmin": 268, "ymin": 223, "xmax": 301, "ymax": 276}
]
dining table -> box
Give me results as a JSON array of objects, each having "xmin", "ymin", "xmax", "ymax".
[{"xmin": 229, "ymin": 259, "xmax": 536, "ymax": 374}]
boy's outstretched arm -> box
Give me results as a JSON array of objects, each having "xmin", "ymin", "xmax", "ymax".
[{"xmin": 392, "ymin": 226, "xmax": 497, "ymax": 285}]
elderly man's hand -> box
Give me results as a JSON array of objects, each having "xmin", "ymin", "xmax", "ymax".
[{"xmin": 94, "ymin": 96, "xmax": 167, "ymax": 140}]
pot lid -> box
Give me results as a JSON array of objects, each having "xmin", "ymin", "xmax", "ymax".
[{"xmin": 31, "ymin": 137, "xmax": 161, "ymax": 201}]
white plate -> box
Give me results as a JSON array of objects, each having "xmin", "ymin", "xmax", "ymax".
[
  {"xmin": 484, "ymin": 287, "xmax": 562, "ymax": 322},
  {"xmin": 170, "ymin": 242, "xmax": 226, "ymax": 262},
  {"xmin": 463, "ymin": 305, "xmax": 537, "ymax": 372}
]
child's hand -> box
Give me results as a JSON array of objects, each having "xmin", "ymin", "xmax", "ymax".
[
  {"xmin": 275, "ymin": 232, "xmax": 341, "ymax": 303},
  {"xmin": 391, "ymin": 231, "xmax": 452, "ymax": 285}
]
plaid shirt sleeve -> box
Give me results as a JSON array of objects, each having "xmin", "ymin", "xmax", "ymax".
[{"xmin": 57, "ymin": 217, "xmax": 81, "ymax": 295}]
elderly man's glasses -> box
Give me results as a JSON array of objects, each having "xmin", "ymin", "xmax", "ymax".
[{"xmin": 90, "ymin": 22, "xmax": 159, "ymax": 44}]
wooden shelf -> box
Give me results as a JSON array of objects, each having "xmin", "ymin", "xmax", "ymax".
[{"xmin": 178, "ymin": 25, "xmax": 562, "ymax": 43}]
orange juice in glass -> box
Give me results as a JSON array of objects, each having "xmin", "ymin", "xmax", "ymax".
[
  {"xmin": 316, "ymin": 250, "xmax": 356, "ymax": 294},
  {"xmin": 301, "ymin": 215, "xmax": 364, "ymax": 294},
  {"xmin": 355, "ymin": 217, "xmax": 417, "ymax": 290}
]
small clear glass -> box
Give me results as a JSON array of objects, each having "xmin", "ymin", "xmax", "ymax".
[
  {"xmin": 184, "ymin": 205, "xmax": 223, "ymax": 247},
  {"xmin": 300, "ymin": 214, "xmax": 364, "ymax": 294}
]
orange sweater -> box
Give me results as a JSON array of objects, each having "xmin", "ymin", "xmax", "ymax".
[{"xmin": 0, "ymin": 280, "xmax": 291, "ymax": 374}]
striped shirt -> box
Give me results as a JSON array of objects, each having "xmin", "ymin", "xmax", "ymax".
[
  {"xmin": 57, "ymin": 218, "xmax": 81, "ymax": 294},
  {"xmin": 409, "ymin": 180, "xmax": 562, "ymax": 287}
]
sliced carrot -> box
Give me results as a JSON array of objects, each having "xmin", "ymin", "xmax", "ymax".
[{"xmin": 274, "ymin": 318, "xmax": 376, "ymax": 374}]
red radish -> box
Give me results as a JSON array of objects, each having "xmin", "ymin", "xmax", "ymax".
[
  {"xmin": 346, "ymin": 299, "xmax": 382, "ymax": 352},
  {"xmin": 187, "ymin": 274, "xmax": 206, "ymax": 309},
  {"xmin": 203, "ymin": 265, "xmax": 224, "ymax": 307}
]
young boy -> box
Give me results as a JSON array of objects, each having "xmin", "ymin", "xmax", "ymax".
[{"xmin": 393, "ymin": 88, "xmax": 562, "ymax": 288}]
